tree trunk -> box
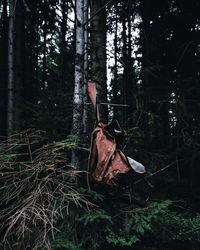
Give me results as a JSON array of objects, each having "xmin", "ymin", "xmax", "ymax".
[
  {"xmin": 60, "ymin": 0, "xmax": 68, "ymax": 89},
  {"xmin": 72, "ymin": 0, "xmax": 84, "ymax": 169},
  {"xmin": 0, "ymin": 0, "xmax": 8, "ymax": 136},
  {"xmin": 82, "ymin": 0, "xmax": 89, "ymax": 134},
  {"xmin": 7, "ymin": 0, "xmax": 15, "ymax": 136},
  {"xmin": 125, "ymin": 12, "xmax": 135, "ymax": 127},
  {"xmin": 14, "ymin": 0, "xmax": 25, "ymax": 131},
  {"xmin": 90, "ymin": 0, "xmax": 108, "ymax": 123},
  {"xmin": 42, "ymin": 0, "xmax": 47, "ymax": 92},
  {"xmin": 121, "ymin": 12, "xmax": 128, "ymax": 127},
  {"xmin": 112, "ymin": 4, "xmax": 118, "ymax": 119},
  {"xmin": 121, "ymin": 6, "xmax": 136, "ymax": 128}
]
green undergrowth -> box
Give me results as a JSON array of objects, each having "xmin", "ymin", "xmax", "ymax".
[
  {"xmin": 49, "ymin": 190, "xmax": 200, "ymax": 250},
  {"xmin": 1, "ymin": 130, "xmax": 200, "ymax": 250}
]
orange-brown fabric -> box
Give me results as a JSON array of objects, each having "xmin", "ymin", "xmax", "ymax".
[
  {"xmin": 89, "ymin": 123, "xmax": 116, "ymax": 182},
  {"xmin": 88, "ymin": 82, "xmax": 100, "ymax": 122},
  {"xmin": 88, "ymin": 122, "xmax": 131, "ymax": 186},
  {"xmin": 87, "ymin": 82, "xmax": 131, "ymax": 187},
  {"xmin": 103, "ymin": 150, "xmax": 131, "ymax": 186}
]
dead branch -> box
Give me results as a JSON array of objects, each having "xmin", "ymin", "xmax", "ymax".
[{"xmin": 0, "ymin": 129, "xmax": 92, "ymax": 249}]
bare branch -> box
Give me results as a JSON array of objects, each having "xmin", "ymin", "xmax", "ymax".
[{"xmin": 0, "ymin": 130, "xmax": 93, "ymax": 248}]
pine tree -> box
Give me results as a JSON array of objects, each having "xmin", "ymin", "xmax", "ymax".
[
  {"xmin": 0, "ymin": 0, "xmax": 8, "ymax": 136},
  {"xmin": 14, "ymin": 0, "xmax": 25, "ymax": 131},
  {"xmin": 72, "ymin": 0, "xmax": 85, "ymax": 168},
  {"xmin": 90, "ymin": 0, "xmax": 108, "ymax": 123},
  {"xmin": 7, "ymin": 0, "xmax": 15, "ymax": 136}
]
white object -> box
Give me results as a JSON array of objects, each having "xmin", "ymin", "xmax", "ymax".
[{"xmin": 127, "ymin": 156, "xmax": 146, "ymax": 174}]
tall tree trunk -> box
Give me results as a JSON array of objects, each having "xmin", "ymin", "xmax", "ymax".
[
  {"xmin": 42, "ymin": 0, "xmax": 47, "ymax": 92},
  {"xmin": 60, "ymin": 0, "xmax": 68, "ymax": 89},
  {"xmin": 90, "ymin": 0, "xmax": 107, "ymax": 123},
  {"xmin": 14, "ymin": 0, "xmax": 25, "ymax": 131},
  {"xmin": 72, "ymin": 0, "xmax": 84, "ymax": 168},
  {"xmin": 0, "ymin": 0, "xmax": 8, "ymax": 136},
  {"xmin": 82, "ymin": 0, "xmax": 89, "ymax": 134},
  {"xmin": 112, "ymin": 4, "xmax": 118, "ymax": 119},
  {"xmin": 126, "ymin": 12, "xmax": 135, "ymax": 127},
  {"xmin": 121, "ymin": 12, "xmax": 128, "ymax": 127},
  {"xmin": 7, "ymin": 0, "xmax": 15, "ymax": 136}
]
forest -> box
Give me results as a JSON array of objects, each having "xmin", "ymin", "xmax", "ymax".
[{"xmin": 0, "ymin": 0, "xmax": 200, "ymax": 249}]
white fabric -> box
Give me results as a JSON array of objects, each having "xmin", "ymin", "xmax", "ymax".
[{"xmin": 127, "ymin": 156, "xmax": 146, "ymax": 174}]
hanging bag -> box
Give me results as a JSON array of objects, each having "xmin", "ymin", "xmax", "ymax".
[{"xmin": 87, "ymin": 82, "xmax": 145, "ymax": 188}]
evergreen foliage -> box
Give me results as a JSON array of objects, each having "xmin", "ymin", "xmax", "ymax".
[
  {"xmin": 49, "ymin": 196, "xmax": 200, "ymax": 250},
  {"xmin": 0, "ymin": 0, "xmax": 200, "ymax": 249}
]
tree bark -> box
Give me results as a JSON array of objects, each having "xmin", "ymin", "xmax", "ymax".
[
  {"xmin": 112, "ymin": 4, "xmax": 118, "ymax": 119},
  {"xmin": 82, "ymin": 0, "xmax": 89, "ymax": 134},
  {"xmin": 14, "ymin": 0, "xmax": 25, "ymax": 131},
  {"xmin": 90, "ymin": 0, "xmax": 108, "ymax": 123},
  {"xmin": 121, "ymin": 11, "xmax": 128, "ymax": 127},
  {"xmin": 72, "ymin": 0, "xmax": 84, "ymax": 168},
  {"xmin": 0, "ymin": 0, "xmax": 8, "ymax": 136},
  {"xmin": 7, "ymin": 0, "xmax": 15, "ymax": 136},
  {"xmin": 60, "ymin": 0, "xmax": 68, "ymax": 89},
  {"xmin": 42, "ymin": 0, "xmax": 47, "ymax": 92}
]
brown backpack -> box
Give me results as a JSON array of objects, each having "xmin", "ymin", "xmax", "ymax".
[{"xmin": 87, "ymin": 82, "xmax": 132, "ymax": 187}]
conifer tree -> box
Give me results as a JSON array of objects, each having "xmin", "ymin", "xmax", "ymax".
[{"xmin": 7, "ymin": 0, "xmax": 15, "ymax": 135}]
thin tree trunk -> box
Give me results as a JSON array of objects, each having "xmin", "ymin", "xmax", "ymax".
[
  {"xmin": 60, "ymin": 0, "xmax": 68, "ymax": 89},
  {"xmin": 14, "ymin": 0, "xmax": 25, "ymax": 131},
  {"xmin": 42, "ymin": 0, "xmax": 47, "ymax": 91},
  {"xmin": 82, "ymin": 0, "xmax": 89, "ymax": 134},
  {"xmin": 121, "ymin": 6, "xmax": 135, "ymax": 128},
  {"xmin": 90, "ymin": 0, "xmax": 107, "ymax": 123},
  {"xmin": 7, "ymin": 0, "xmax": 15, "ymax": 136},
  {"xmin": 126, "ymin": 13, "xmax": 135, "ymax": 127},
  {"xmin": 113, "ymin": 4, "xmax": 118, "ymax": 119},
  {"xmin": 72, "ymin": 0, "xmax": 84, "ymax": 169},
  {"xmin": 122, "ymin": 12, "xmax": 127, "ymax": 127},
  {"xmin": 0, "ymin": 0, "xmax": 8, "ymax": 136}
]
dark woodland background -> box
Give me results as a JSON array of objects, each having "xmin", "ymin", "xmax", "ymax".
[{"xmin": 0, "ymin": 0, "xmax": 200, "ymax": 249}]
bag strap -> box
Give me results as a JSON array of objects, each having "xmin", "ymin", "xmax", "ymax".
[
  {"xmin": 88, "ymin": 82, "xmax": 100, "ymax": 122},
  {"xmin": 87, "ymin": 82, "xmax": 100, "ymax": 189}
]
